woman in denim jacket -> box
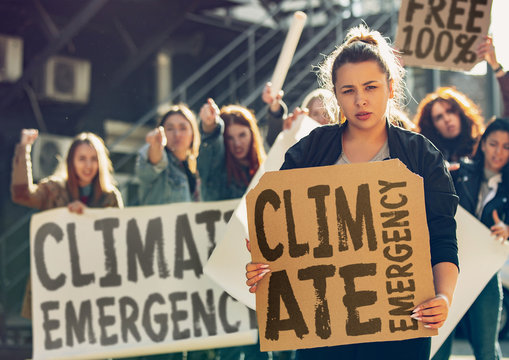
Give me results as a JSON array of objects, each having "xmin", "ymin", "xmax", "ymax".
[{"xmin": 136, "ymin": 104, "xmax": 200, "ymax": 205}]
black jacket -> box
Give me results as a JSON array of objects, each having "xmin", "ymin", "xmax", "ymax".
[
  {"xmin": 281, "ymin": 120, "xmax": 459, "ymax": 268},
  {"xmin": 453, "ymin": 159, "xmax": 509, "ymax": 228}
]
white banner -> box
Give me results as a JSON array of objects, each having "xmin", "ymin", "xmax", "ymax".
[
  {"xmin": 431, "ymin": 206, "xmax": 509, "ymax": 356},
  {"xmin": 204, "ymin": 115, "xmax": 319, "ymax": 309},
  {"xmin": 30, "ymin": 199, "xmax": 258, "ymax": 360}
]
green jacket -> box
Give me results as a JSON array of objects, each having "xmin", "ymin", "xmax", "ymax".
[{"xmin": 197, "ymin": 119, "xmax": 248, "ymax": 201}]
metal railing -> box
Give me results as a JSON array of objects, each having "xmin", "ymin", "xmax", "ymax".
[{"xmin": 0, "ymin": 0, "xmax": 398, "ymax": 323}]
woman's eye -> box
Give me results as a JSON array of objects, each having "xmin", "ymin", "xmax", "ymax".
[
  {"xmin": 366, "ymin": 86, "xmax": 376, "ymax": 90},
  {"xmin": 342, "ymin": 89, "xmax": 353, "ymax": 94}
]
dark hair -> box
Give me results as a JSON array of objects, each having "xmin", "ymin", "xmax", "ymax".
[
  {"xmin": 473, "ymin": 118, "xmax": 509, "ymax": 192},
  {"xmin": 474, "ymin": 117, "xmax": 509, "ymax": 163},
  {"xmin": 220, "ymin": 105, "xmax": 266, "ymax": 185},
  {"xmin": 319, "ymin": 24, "xmax": 405, "ymax": 123},
  {"xmin": 414, "ymin": 87, "xmax": 484, "ymax": 160}
]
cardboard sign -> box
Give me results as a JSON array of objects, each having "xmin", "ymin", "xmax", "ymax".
[
  {"xmin": 431, "ymin": 206, "xmax": 509, "ymax": 356},
  {"xmin": 204, "ymin": 115, "xmax": 319, "ymax": 310},
  {"xmin": 246, "ymin": 159, "xmax": 437, "ymax": 351},
  {"xmin": 395, "ymin": 0, "xmax": 493, "ymax": 71},
  {"xmin": 30, "ymin": 199, "xmax": 258, "ymax": 360}
]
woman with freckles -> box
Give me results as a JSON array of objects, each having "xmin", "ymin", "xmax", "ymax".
[{"xmin": 245, "ymin": 25, "xmax": 459, "ymax": 360}]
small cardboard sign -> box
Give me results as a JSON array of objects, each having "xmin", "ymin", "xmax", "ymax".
[
  {"xmin": 246, "ymin": 159, "xmax": 437, "ymax": 351},
  {"xmin": 395, "ymin": 0, "xmax": 493, "ymax": 71}
]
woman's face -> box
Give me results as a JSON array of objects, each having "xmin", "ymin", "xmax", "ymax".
[
  {"xmin": 225, "ymin": 123, "xmax": 252, "ymax": 162},
  {"xmin": 73, "ymin": 143, "xmax": 99, "ymax": 187},
  {"xmin": 481, "ymin": 130, "xmax": 509, "ymax": 173},
  {"xmin": 163, "ymin": 114, "xmax": 193, "ymax": 158},
  {"xmin": 334, "ymin": 60, "xmax": 392, "ymax": 133},
  {"xmin": 307, "ymin": 98, "xmax": 330, "ymax": 125},
  {"xmin": 430, "ymin": 101, "xmax": 462, "ymax": 139}
]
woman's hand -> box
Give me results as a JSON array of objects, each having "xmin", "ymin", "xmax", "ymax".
[
  {"xmin": 411, "ymin": 293, "xmax": 450, "ymax": 329},
  {"xmin": 283, "ymin": 107, "xmax": 308, "ymax": 130},
  {"xmin": 446, "ymin": 161, "xmax": 460, "ymax": 172},
  {"xmin": 262, "ymin": 82, "xmax": 284, "ymax": 113},
  {"xmin": 491, "ymin": 210, "xmax": 509, "ymax": 243},
  {"xmin": 146, "ymin": 127, "xmax": 167, "ymax": 147},
  {"xmin": 245, "ymin": 238, "xmax": 270, "ymax": 293},
  {"xmin": 477, "ymin": 35, "xmax": 499, "ymax": 69},
  {"xmin": 199, "ymin": 98, "xmax": 220, "ymax": 133},
  {"xmin": 20, "ymin": 129, "xmax": 39, "ymax": 146},
  {"xmin": 67, "ymin": 200, "xmax": 87, "ymax": 214}
]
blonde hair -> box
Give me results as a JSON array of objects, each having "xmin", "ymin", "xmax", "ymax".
[
  {"xmin": 318, "ymin": 25, "xmax": 405, "ymax": 123},
  {"xmin": 301, "ymin": 88, "xmax": 339, "ymax": 124}
]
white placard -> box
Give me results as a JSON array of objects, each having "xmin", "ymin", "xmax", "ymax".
[
  {"xmin": 30, "ymin": 199, "xmax": 258, "ymax": 360},
  {"xmin": 430, "ymin": 206, "xmax": 509, "ymax": 356}
]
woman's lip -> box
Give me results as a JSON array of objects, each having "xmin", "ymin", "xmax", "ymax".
[{"xmin": 356, "ymin": 112, "xmax": 372, "ymax": 120}]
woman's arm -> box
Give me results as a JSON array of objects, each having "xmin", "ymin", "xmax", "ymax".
[
  {"xmin": 199, "ymin": 98, "xmax": 221, "ymax": 133},
  {"xmin": 411, "ymin": 262, "xmax": 458, "ymax": 329},
  {"xmin": 11, "ymin": 129, "xmax": 46, "ymax": 209},
  {"xmin": 146, "ymin": 126, "xmax": 166, "ymax": 165},
  {"xmin": 135, "ymin": 143, "xmax": 169, "ymax": 184}
]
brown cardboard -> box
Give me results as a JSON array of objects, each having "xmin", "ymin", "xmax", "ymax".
[
  {"xmin": 395, "ymin": 0, "xmax": 493, "ymax": 71},
  {"xmin": 246, "ymin": 159, "xmax": 438, "ymax": 351}
]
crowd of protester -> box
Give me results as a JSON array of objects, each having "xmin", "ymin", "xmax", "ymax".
[{"xmin": 10, "ymin": 26, "xmax": 509, "ymax": 360}]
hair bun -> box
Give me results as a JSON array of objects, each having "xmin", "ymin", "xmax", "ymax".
[{"xmin": 346, "ymin": 34, "xmax": 378, "ymax": 46}]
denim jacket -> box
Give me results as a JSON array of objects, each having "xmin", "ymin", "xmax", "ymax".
[
  {"xmin": 136, "ymin": 143, "xmax": 194, "ymax": 205},
  {"xmin": 197, "ymin": 119, "xmax": 248, "ymax": 201}
]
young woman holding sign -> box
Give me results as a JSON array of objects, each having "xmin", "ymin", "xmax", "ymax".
[
  {"xmin": 246, "ymin": 25, "xmax": 459, "ymax": 360},
  {"xmin": 434, "ymin": 118, "xmax": 509, "ymax": 360},
  {"xmin": 11, "ymin": 129, "xmax": 123, "ymax": 318}
]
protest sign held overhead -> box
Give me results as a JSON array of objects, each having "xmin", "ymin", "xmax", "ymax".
[
  {"xmin": 246, "ymin": 159, "xmax": 437, "ymax": 352},
  {"xmin": 29, "ymin": 199, "xmax": 258, "ymax": 360},
  {"xmin": 395, "ymin": 0, "xmax": 493, "ymax": 71}
]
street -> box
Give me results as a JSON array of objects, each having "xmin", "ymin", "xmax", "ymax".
[{"xmin": 451, "ymin": 338, "xmax": 509, "ymax": 359}]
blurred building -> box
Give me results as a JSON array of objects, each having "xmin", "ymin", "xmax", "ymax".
[{"xmin": 0, "ymin": 1, "xmax": 503, "ymax": 358}]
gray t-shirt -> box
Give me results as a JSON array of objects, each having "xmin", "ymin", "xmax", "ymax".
[{"xmin": 335, "ymin": 140, "xmax": 390, "ymax": 165}]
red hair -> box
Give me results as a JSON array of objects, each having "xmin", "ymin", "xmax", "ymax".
[
  {"xmin": 220, "ymin": 105, "xmax": 266, "ymax": 185},
  {"xmin": 414, "ymin": 87, "xmax": 484, "ymax": 160}
]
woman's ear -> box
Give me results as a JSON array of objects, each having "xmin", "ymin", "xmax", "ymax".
[{"xmin": 389, "ymin": 80, "xmax": 395, "ymax": 99}]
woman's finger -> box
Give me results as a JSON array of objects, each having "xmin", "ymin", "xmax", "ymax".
[
  {"xmin": 246, "ymin": 269, "xmax": 270, "ymax": 286},
  {"xmin": 492, "ymin": 209, "xmax": 501, "ymax": 224}
]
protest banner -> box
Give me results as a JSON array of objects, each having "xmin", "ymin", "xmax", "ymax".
[
  {"xmin": 431, "ymin": 206, "xmax": 509, "ymax": 356},
  {"xmin": 30, "ymin": 199, "xmax": 258, "ymax": 360},
  {"xmin": 395, "ymin": 0, "xmax": 493, "ymax": 71},
  {"xmin": 204, "ymin": 115, "xmax": 319, "ymax": 310},
  {"xmin": 246, "ymin": 159, "xmax": 437, "ymax": 351}
]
